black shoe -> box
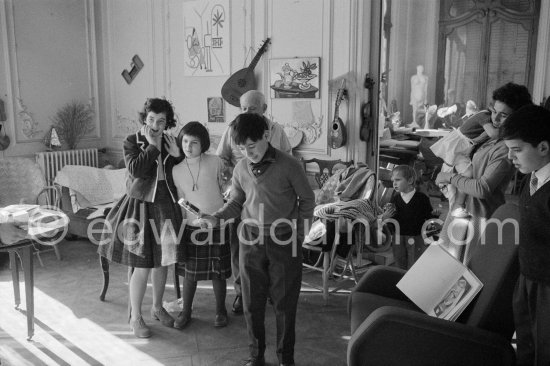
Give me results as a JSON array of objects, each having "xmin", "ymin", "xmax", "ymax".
[
  {"xmin": 214, "ymin": 312, "xmax": 228, "ymax": 327},
  {"xmin": 242, "ymin": 356, "xmax": 265, "ymax": 366},
  {"xmin": 232, "ymin": 295, "xmax": 243, "ymax": 314}
]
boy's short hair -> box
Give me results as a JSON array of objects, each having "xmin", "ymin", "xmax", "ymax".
[
  {"xmin": 500, "ymin": 105, "xmax": 550, "ymax": 147},
  {"xmin": 492, "ymin": 83, "xmax": 532, "ymax": 111},
  {"xmin": 138, "ymin": 98, "xmax": 176, "ymax": 128},
  {"xmin": 231, "ymin": 113, "xmax": 268, "ymax": 145},
  {"xmin": 392, "ymin": 165, "xmax": 417, "ymax": 183},
  {"xmin": 179, "ymin": 121, "xmax": 210, "ymax": 152}
]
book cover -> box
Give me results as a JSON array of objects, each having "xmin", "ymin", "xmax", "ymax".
[{"xmin": 396, "ymin": 244, "xmax": 483, "ymax": 321}]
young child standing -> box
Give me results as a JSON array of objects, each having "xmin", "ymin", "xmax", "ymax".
[
  {"xmin": 98, "ymin": 98, "xmax": 183, "ymax": 338},
  {"xmin": 201, "ymin": 113, "xmax": 315, "ymax": 366},
  {"xmin": 387, "ymin": 165, "xmax": 434, "ymax": 270},
  {"xmin": 170, "ymin": 121, "xmax": 231, "ymax": 329},
  {"xmin": 501, "ymin": 104, "xmax": 550, "ymax": 366}
]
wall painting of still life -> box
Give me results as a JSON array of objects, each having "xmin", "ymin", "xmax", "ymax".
[{"xmin": 269, "ymin": 57, "xmax": 320, "ymax": 99}]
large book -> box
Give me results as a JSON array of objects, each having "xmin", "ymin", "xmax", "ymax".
[{"xmin": 396, "ymin": 244, "xmax": 483, "ymax": 321}]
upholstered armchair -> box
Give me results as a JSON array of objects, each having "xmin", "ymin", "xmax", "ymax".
[{"xmin": 347, "ymin": 203, "xmax": 520, "ymax": 366}]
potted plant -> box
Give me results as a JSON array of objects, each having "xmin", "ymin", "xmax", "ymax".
[{"xmin": 51, "ymin": 101, "xmax": 95, "ymax": 149}]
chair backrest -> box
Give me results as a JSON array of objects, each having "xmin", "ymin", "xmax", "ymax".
[
  {"xmin": 0, "ymin": 157, "xmax": 47, "ymax": 205},
  {"xmin": 457, "ymin": 203, "xmax": 520, "ymax": 338},
  {"xmin": 301, "ymin": 158, "xmax": 354, "ymax": 189}
]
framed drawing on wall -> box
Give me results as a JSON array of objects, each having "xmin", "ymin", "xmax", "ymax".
[
  {"xmin": 269, "ymin": 57, "xmax": 320, "ymax": 99},
  {"xmin": 183, "ymin": 0, "xmax": 230, "ymax": 76},
  {"xmin": 207, "ymin": 97, "xmax": 225, "ymax": 122}
]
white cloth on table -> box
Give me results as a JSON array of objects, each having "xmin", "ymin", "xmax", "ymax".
[{"xmin": 54, "ymin": 165, "xmax": 127, "ymax": 213}]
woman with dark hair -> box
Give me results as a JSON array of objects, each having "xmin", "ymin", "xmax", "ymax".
[
  {"xmin": 98, "ymin": 98, "xmax": 183, "ymax": 338},
  {"xmin": 170, "ymin": 121, "xmax": 231, "ymax": 329},
  {"xmin": 435, "ymin": 82, "xmax": 533, "ymax": 261}
]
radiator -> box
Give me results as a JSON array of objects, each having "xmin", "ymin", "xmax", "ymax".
[{"xmin": 36, "ymin": 148, "xmax": 99, "ymax": 186}]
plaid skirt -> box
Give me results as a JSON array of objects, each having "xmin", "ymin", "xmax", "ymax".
[
  {"xmin": 178, "ymin": 224, "xmax": 231, "ymax": 281},
  {"xmin": 98, "ymin": 182, "xmax": 182, "ymax": 268}
]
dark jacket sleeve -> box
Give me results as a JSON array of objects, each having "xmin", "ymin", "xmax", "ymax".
[{"xmin": 124, "ymin": 133, "xmax": 160, "ymax": 179}]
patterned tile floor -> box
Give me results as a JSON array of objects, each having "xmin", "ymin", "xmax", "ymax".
[{"xmin": 0, "ymin": 240, "xmax": 350, "ymax": 366}]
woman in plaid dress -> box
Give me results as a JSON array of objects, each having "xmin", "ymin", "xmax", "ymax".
[
  {"xmin": 98, "ymin": 98, "xmax": 183, "ymax": 338},
  {"xmin": 170, "ymin": 121, "xmax": 231, "ymax": 329}
]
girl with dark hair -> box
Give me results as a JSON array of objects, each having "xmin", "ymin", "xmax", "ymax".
[
  {"xmin": 98, "ymin": 98, "xmax": 184, "ymax": 338},
  {"xmin": 170, "ymin": 121, "xmax": 231, "ymax": 329}
]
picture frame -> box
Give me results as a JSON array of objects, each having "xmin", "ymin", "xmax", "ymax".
[
  {"xmin": 269, "ymin": 57, "xmax": 320, "ymax": 99},
  {"xmin": 207, "ymin": 97, "xmax": 225, "ymax": 122}
]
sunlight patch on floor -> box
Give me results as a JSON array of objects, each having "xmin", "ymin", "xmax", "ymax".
[{"xmin": 0, "ymin": 282, "xmax": 163, "ymax": 366}]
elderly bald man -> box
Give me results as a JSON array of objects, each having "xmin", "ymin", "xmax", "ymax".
[{"xmin": 217, "ymin": 90, "xmax": 292, "ymax": 315}]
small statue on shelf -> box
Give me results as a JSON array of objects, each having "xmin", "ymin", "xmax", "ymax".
[{"xmin": 410, "ymin": 65, "xmax": 428, "ymax": 127}]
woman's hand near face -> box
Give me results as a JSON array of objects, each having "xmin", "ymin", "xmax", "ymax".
[
  {"xmin": 164, "ymin": 133, "xmax": 181, "ymax": 157},
  {"xmin": 141, "ymin": 125, "xmax": 162, "ymax": 148}
]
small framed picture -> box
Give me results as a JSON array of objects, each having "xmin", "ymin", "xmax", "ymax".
[
  {"xmin": 207, "ymin": 97, "xmax": 225, "ymax": 123},
  {"xmin": 270, "ymin": 57, "xmax": 320, "ymax": 99}
]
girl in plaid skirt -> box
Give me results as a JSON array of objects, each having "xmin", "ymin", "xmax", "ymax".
[
  {"xmin": 98, "ymin": 98, "xmax": 183, "ymax": 338},
  {"xmin": 170, "ymin": 121, "xmax": 231, "ymax": 329}
]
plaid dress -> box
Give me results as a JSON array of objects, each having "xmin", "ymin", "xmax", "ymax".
[
  {"xmin": 98, "ymin": 182, "xmax": 182, "ymax": 268},
  {"xmin": 177, "ymin": 224, "xmax": 231, "ymax": 281}
]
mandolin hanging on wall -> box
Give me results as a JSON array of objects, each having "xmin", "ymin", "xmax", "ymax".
[
  {"xmin": 330, "ymin": 80, "xmax": 347, "ymax": 149},
  {"xmin": 221, "ymin": 38, "xmax": 271, "ymax": 107}
]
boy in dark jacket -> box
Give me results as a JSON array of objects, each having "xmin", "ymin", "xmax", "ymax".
[{"xmin": 501, "ymin": 104, "xmax": 550, "ymax": 365}]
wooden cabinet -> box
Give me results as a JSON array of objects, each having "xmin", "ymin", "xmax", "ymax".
[{"xmin": 435, "ymin": 0, "xmax": 540, "ymax": 108}]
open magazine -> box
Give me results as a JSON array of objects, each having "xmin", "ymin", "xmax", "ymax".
[{"xmin": 396, "ymin": 244, "xmax": 483, "ymax": 321}]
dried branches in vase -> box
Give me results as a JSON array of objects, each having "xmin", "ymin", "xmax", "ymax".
[{"xmin": 51, "ymin": 101, "xmax": 95, "ymax": 149}]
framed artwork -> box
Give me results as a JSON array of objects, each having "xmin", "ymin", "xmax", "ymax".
[
  {"xmin": 269, "ymin": 57, "xmax": 320, "ymax": 99},
  {"xmin": 207, "ymin": 97, "xmax": 225, "ymax": 122},
  {"xmin": 183, "ymin": 0, "xmax": 230, "ymax": 76}
]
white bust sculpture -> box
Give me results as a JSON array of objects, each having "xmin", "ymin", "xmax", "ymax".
[{"xmin": 410, "ymin": 65, "xmax": 428, "ymax": 125}]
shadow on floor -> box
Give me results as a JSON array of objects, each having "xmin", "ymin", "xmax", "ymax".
[{"xmin": 0, "ymin": 239, "xmax": 351, "ymax": 366}]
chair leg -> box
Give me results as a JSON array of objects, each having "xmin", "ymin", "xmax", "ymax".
[
  {"xmin": 322, "ymin": 252, "xmax": 330, "ymax": 303},
  {"xmin": 9, "ymin": 251, "xmax": 21, "ymax": 309},
  {"xmin": 99, "ymin": 255, "xmax": 109, "ymax": 301},
  {"xmin": 32, "ymin": 245, "xmax": 44, "ymax": 267},
  {"xmin": 53, "ymin": 243, "xmax": 61, "ymax": 260}
]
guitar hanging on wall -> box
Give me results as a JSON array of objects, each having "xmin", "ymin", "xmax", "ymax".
[
  {"xmin": 330, "ymin": 80, "xmax": 347, "ymax": 149},
  {"xmin": 221, "ymin": 38, "xmax": 271, "ymax": 107}
]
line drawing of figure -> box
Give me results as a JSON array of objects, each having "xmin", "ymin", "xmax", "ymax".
[
  {"xmin": 434, "ymin": 277, "xmax": 469, "ymax": 319},
  {"xmin": 410, "ymin": 65, "xmax": 428, "ymax": 126},
  {"xmin": 185, "ymin": 27, "xmax": 206, "ymax": 71}
]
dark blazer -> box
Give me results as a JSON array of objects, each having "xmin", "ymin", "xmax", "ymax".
[{"xmin": 123, "ymin": 131, "xmax": 182, "ymax": 202}]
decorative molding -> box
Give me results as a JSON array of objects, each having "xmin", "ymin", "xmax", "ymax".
[
  {"xmin": 84, "ymin": 0, "xmax": 101, "ymax": 139},
  {"xmin": 115, "ymin": 108, "xmax": 139, "ymax": 138},
  {"xmin": 533, "ymin": 0, "xmax": 550, "ymax": 103},
  {"xmin": 2, "ymin": 0, "xmax": 100, "ymax": 145},
  {"xmin": 17, "ymin": 98, "xmax": 42, "ymax": 139}
]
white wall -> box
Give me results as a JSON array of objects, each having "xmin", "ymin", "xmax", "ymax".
[
  {"xmin": 3, "ymin": 0, "xmax": 550, "ymax": 165},
  {"xmin": 100, "ymin": 0, "xmax": 368, "ymax": 164},
  {"xmin": 0, "ymin": 0, "xmax": 101, "ymax": 159}
]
